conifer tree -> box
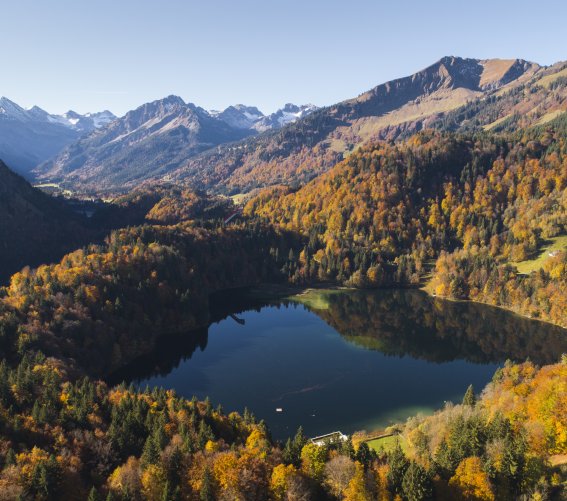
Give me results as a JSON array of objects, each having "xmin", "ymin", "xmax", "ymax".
[
  {"xmin": 200, "ymin": 467, "xmax": 214, "ymax": 501},
  {"xmin": 87, "ymin": 487, "xmax": 100, "ymax": 501},
  {"xmin": 463, "ymin": 384, "xmax": 476, "ymax": 406},
  {"xmin": 402, "ymin": 462, "xmax": 433, "ymax": 501}
]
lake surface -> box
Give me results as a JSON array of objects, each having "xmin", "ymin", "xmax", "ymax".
[{"xmin": 117, "ymin": 289, "xmax": 567, "ymax": 440}]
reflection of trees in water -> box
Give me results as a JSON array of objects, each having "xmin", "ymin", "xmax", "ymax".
[
  {"xmin": 111, "ymin": 289, "xmax": 567, "ymax": 384},
  {"xmin": 107, "ymin": 289, "xmax": 272, "ymax": 384},
  {"xmin": 107, "ymin": 326, "xmax": 209, "ymax": 385},
  {"xmin": 310, "ymin": 290, "xmax": 567, "ymax": 365}
]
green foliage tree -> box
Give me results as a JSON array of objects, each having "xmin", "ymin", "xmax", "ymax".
[
  {"xmin": 387, "ymin": 442, "xmax": 409, "ymax": 496},
  {"xmin": 462, "ymin": 384, "xmax": 476, "ymax": 406},
  {"xmin": 402, "ymin": 461, "xmax": 433, "ymax": 501}
]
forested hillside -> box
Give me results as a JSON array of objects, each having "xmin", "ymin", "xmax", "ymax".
[
  {"xmin": 0, "ymin": 223, "xmax": 301, "ymax": 376},
  {"xmin": 0, "ymin": 161, "xmax": 234, "ymax": 285},
  {"xmin": 90, "ymin": 186, "xmax": 233, "ymax": 229},
  {"xmin": 0, "ymin": 216, "xmax": 564, "ymax": 499},
  {"xmin": 246, "ymin": 123, "xmax": 567, "ymax": 326},
  {"xmin": 0, "ymin": 161, "xmax": 94, "ymax": 284}
]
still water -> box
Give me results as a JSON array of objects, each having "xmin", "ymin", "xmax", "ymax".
[{"xmin": 116, "ymin": 289, "xmax": 567, "ymax": 440}]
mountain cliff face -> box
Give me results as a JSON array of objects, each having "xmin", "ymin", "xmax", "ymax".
[
  {"xmin": 0, "ymin": 97, "xmax": 115, "ymax": 177},
  {"xmin": 424, "ymin": 60, "xmax": 567, "ymax": 134},
  {"xmin": 0, "ymin": 160, "xmax": 92, "ymax": 282}
]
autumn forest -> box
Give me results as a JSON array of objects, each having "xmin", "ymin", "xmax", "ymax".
[{"xmin": 0, "ymin": 46, "xmax": 566, "ymax": 501}]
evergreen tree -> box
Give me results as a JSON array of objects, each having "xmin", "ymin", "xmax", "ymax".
[
  {"xmin": 387, "ymin": 442, "xmax": 409, "ymax": 495},
  {"xmin": 292, "ymin": 426, "xmax": 307, "ymax": 451},
  {"xmin": 402, "ymin": 462, "xmax": 433, "ymax": 501},
  {"xmin": 462, "ymin": 384, "xmax": 476, "ymax": 406},
  {"xmin": 87, "ymin": 487, "xmax": 100, "ymax": 501},
  {"xmin": 282, "ymin": 438, "xmax": 295, "ymax": 465},
  {"xmin": 141, "ymin": 434, "xmax": 161, "ymax": 466},
  {"xmin": 434, "ymin": 439, "xmax": 459, "ymax": 479},
  {"xmin": 161, "ymin": 481, "xmax": 171, "ymax": 501},
  {"xmin": 4, "ymin": 448, "xmax": 16, "ymax": 467},
  {"xmin": 200, "ymin": 467, "xmax": 214, "ymax": 501},
  {"xmin": 339, "ymin": 437, "xmax": 355, "ymax": 459},
  {"xmin": 355, "ymin": 442, "xmax": 373, "ymax": 469}
]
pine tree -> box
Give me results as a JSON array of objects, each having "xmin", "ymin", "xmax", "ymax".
[
  {"xmin": 462, "ymin": 384, "xmax": 476, "ymax": 406},
  {"xmin": 88, "ymin": 487, "xmax": 100, "ymax": 501},
  {"xmin": 282, "ymin": 438, "xmax": 295, "ymax": 465},
  {"xmin": 141, "ymin": 434, "xmax": 160, "ymax": 466},
  {"xmin": 355, "ymin": 442, "xmax": 373, "ymax": 469},
  {"xmin": 161, "ymin": 481, "xmax": 171, "ymax": 501},
  {"xmin": 387, "ymin": 442, "xmax": 409, "ymax": 495},
  {"xmin": 4, "ymin": 448, "xmax": 16, "ymax": 467},
  {"xmin": 402, "ymin": 461, "xmax": 433, "ymax": 501},
  {"xmin": 339, "ymin": 437, "xmax": 355, "ymax": 459},
  {"xmin": 200, "ymin": 467, "xmax": 214, "ymax": 501}
]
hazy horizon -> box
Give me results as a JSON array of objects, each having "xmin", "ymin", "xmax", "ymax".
[{"xmin": 3, "ymin": 0, "xmax": 567, "ymax": 116}]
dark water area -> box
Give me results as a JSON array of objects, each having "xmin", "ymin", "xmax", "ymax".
[{"xmin": 113, "ymin": 289, "xmax": 567, "ymax": 440}]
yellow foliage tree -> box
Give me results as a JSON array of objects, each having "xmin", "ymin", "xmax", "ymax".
[
  {"xmin": 141, "ymin": 464, "xmax": 167, "ymax": 501},
  {"xmin": 270, "ymin": 463, "xmax": 297, "ymax": 500},
  {"xmin": 448, "ymin": 457, "xmax": 494, "ymax": 501}
]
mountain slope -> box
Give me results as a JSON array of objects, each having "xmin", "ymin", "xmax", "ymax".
[
  {"xmin": 164, "ymin": 57, "xmax": 567, "ymax": 194},
  {"xmin": 427, "ymin": 60, "xmax": 567, "ymax": 134},
  {"xmin": 245, "ymin": 123, "xmax": 567, "ymax": 325},
  {"xmin": 0, "ymin": 97, "xmax": 115, "ymax": 177},
  {"xmin": 34, "ymin": 96, "xmax": 255, "ymax": 191},
  {"xmin": 35, "ymin": 99, "xmax": 318, "ymax": 193},
  {"xmin": 33, "ymin": 57, "xmax": 567, "ymax": 195},
  {"xmin": 0, "ymin": 160, "xmax": 92, "ymax": 282}
]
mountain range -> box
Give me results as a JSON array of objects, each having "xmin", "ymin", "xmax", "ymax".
[
  {"xmin": 163, "ymin": 56, "xmax": 567, "ymax": 194},
  {"xmin": 0, "ymin": 97, "xmax": 115, "ymax": 177},
  {"xmin": 33, "ymin": 98, "xmax": 318, "ymax": 192},
  {"xmin": 9, "ymin": 56, "xmax": 567, "ymax": 195}
]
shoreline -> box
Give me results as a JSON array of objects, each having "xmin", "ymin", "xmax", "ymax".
[
  {"xmin": 262, "ymin": 280, "xmax": 567, "ymax": 332},
  {"xmin": 421, "ymin": 285, "xmax": 567, "ymax": 331},
  {"xmin": 107, "ymin": 280, "xmax": 566, "ymax": 382}
]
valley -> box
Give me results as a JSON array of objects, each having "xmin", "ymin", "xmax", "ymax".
[{"xmin": 0, "ymin": 50, "xmax": 565, "ymax": 500}]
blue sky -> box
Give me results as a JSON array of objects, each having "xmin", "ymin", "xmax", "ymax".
[{"xmin": 3, "ymin": 0, "xmax": 566, "ymax": 116}]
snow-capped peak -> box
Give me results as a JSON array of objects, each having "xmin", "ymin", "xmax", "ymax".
[
  {"xmin": 84, "ymin": 110, "xmax": 117, "ymax": 128},
  {"xmin": 251, "ymin": 103, "xmax": 319, "ymax": 132},
  {"xmin": 211, "ymin": 104, "xmax": 265, "ymax": 129},
  {"xmin": 211, "ymin": 102, "xmax": 317, "ymax": 132},
  {"xmin": 0, "ymin": 97, "xmax": 30, "ymax": 121},
  {"xmin": 0, "ymin": 96, "xmax": 116, "ymax": 132}
]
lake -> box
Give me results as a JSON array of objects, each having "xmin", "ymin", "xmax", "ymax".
[{"xmin": 114, "ymin": 288, "xmax": 567, "ymax": 440}]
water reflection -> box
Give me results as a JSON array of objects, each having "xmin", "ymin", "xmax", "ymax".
[
  {"xmin": 304, "ymin": 289, "xmax": 567, "ymax": 364},
  {"xmin": 110, "ymin": 288, "xmax": 566, "ymax": 385}
]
